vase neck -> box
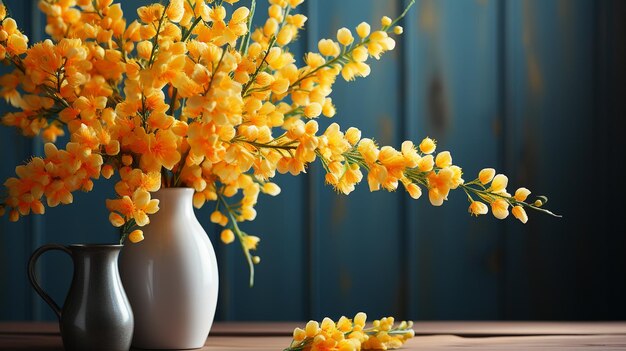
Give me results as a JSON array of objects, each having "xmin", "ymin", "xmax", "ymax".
[{"xmin": 152, "ymin": 188, "xmax": 195, "ymax": 218}]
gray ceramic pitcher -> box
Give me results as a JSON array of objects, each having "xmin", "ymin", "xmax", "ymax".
[{"xmin": 28, "ymin": 244, "xmax": 134, "ymax": 351}]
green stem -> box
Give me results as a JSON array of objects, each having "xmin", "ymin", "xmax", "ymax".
[
  {"xmin": 216, "ymin": 192, "xmax": 256, "ymax": 287},
  {"xmin": 238, "ymin": 0, "xmax": 256, "ymax": 55}
]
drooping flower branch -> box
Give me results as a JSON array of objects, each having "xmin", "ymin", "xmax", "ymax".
[{"xmin": 0, "ymin": 0, "xmax": 557, "ymax": 286}]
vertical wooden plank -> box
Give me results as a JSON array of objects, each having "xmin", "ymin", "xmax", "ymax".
[
  {"xmin": 0, "ymin": 0, "xmax": 40, "ymax": 321},
  {"xmin": 405, "ymin": 0, "xmax": 501, "ymax": 319},
  {"xmin": 503, "ymin": 0, "xmax": 603, "ymax": 319},
  {"xmin": 311, "ymin": 0, "xmax": 405, "ymax": 320},
  {"xmin": 598, "ymin": 0, "xmax": 626, "ymax": 319}
]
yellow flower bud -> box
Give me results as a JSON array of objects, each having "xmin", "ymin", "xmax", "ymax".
[
  {"xmin": 304, "ymin": 102, "xmax": 322, "ymax": 118},
  {"xmin": 435, "ymin": 151, "xmax": 452, "ymax": 168},
  {"xmin": 101, "ymin": 164, "xmax": 114, "ymax": 179},
  {"xmin": 345, "ymin": 127, "xmax": 361, "ymax": 145},
  {"xmin": 210, "ymin": 210, "xmax": 224, "ymax": 224},
  {"xmin": 417, "ymin": 155, "xmax": 434, "ymax": 172},
  {"xmin": 252, "ymin": 256, "xmax": 261, "ymax": 264},
  {"xmin": 354, "ymin": 312, "xmax": 367, "ymax": 327},
  {"xmin": 321, "ymin": 317, "xmax": 335, "ymax": 330},
  {"xmin": 129, "ymin": 229, "xmax": 144, "ymax": 243},
  {"xmin": 122, "ymin": 154, "xmax": 133, "ymax": 166},
  {"xmin": 514, "ymin": 187, "xmax": 531, "ymax": 202},
  {"xmin": 356, "ymin": 22, "xmax": 371, "ymax": 38},
  {"xmin": 322, "ymin": 98, "xmax": 336, "ymax": 117},
  {"xmin": 534, "ymin": 199, "xmax": 543, "ymax": 207},
  {"xmin": 318, "ymin": 39, "xmax": 340, "ymax": 57},
  {"xmin": 289, "ymin": 14, "xmax": 308, "ymax": 28},
  {"xmin": 479, "ymin": 168, "xmax": 496, "ymax": 184},
  {"xmin": 352, "ymin": 46, "xmax": 368, "ymax": 62},
  {"xmin": 336, "ymin": 27, "xmax": 354, "ymax": 46},
  {"xmin": 166, "ymin": 0, "xmax": 184, "ymax": 22},
  {"xmin": 393, "ymin": 25, "xmax": 404, "ymax": 35},
  {"xmin": 255, "ymin": 71, "xmax": 274, "ymax": 86},
  {"xmin": 109, "ymin": 212, "xmax": 125, "ymax": 227},
  {"xmin": 491, "ymin": 174, "xmax": 508, "ymax": 193},
  {"xmin": 468, "ymin": 201, "xmax": 488, "ymax": 216},
  {"xmin": 136, "ymin": 40, "xmax": 153, "ymax": 60},
  {"xmin": 262, "ymin": 182, "xmax": 281, "ymax": 196},
  {"xmin": 305, "ymin": 52, "xmax": 325, "ymax": 68},
  {"xmin": 9, "ymin": 210, "xmax": 19, "ymax": 222},
  {"xmin": 277, "ymin": 25, "xmax": 296, "ymax": 46},
  {"xmin": 305, "ymin": 320, "xmax": 320, "ymax": 337},
  {"xmin": 264, "ymin": 17, "xmax": 279, "ymax": 36},
  {"xmin": 268, "ymin": 4, "xmax": 283, "ymax": 20},
  {"xmin": 220, "ymin": 229, "xmax": 235, "ymax": 244},
  {"xmin": 325, "ymin": 173, "xmax": 339, "ymax": 185},
  {"xmin": 512, "ymin": 206, "xmax": 528, "ymax": 224},
  {"xmin": 419, "ymin": 137, "xmax": 436, "ymax": 154},
  {"xmin": 490, "ymin": 199, "xmax": 509, "ymax": 220},
  {"xmin": 381, "ymin": 16, "xmax": 392, "ymax": 27},
  {"xmin": 231, "ymin": 7, "xmax": 250, "ymax": 23},
  {"xmin": 293, "ymin": 327, "xmax": 306, "ymax": 341},
  {"xmin": 405, "ymin": 183, "xmax": 422, "ymax": 199},
  {"xmin": 288, "ymin": 0, "xmax": 304, "ymax": 8}
]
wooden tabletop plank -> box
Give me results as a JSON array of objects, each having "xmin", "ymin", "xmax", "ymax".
[
  {"xmin": 2, "ymin": 322, "xmax": 626, "ymax": 350},
  {"xmin": 3, "ymin": 334, "xmax": 626, "ymax": 350},
  {"xmin": 2, "ymin": 321, "xmax": 626, "ymax": 336}
]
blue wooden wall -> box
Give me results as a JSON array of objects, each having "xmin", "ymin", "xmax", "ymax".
[{"xmin": 1, "ymin": 0, "xmax": 625, "ymax": 322}]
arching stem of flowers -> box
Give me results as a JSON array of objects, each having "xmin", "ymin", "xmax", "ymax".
[
  {"xmin": 461, "ymin": 184, "xmax": 562, "ymax": 218},
  {"xmin": 216, "ymin": 191, "xmax": 256, "ymax": 287},
  {"xmin": 288, "ymin": 0, "xmax": 415, "ymax": 93}
]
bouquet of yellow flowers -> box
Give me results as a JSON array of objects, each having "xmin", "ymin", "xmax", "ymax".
[{"xmin": 0, "ymin": 0, "xmax": 557, "ymax": 285}]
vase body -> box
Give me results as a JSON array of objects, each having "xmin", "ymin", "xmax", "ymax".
[
  {"xmin": 28, "ymin": 244, "xmax": 133, "ymax": 351},
  {"xmin": 119, "ymin": 188, "xmax": 219, "ymax": 349}
]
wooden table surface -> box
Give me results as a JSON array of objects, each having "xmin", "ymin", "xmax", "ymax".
[{"xmin": 2, "ymin": 321, "xmax": 626, "ymax": 350}]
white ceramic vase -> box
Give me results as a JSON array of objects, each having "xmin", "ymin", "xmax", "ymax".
[{"xmin": 119, "ymin": 188, "xmax": 219, "ymax": 349}]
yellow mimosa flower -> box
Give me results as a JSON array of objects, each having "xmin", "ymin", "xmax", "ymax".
[
  {"xmin": 356, "ymin": 22, "xmax": 371, "ymax": 38},
  {"xmin": 128, "ymin": 229, "xmax": 144, "ymax": 243},
  {"xmin": 490, "ymin": 174, "xmax": 508, "ymax": 193},
  {"xmin": 318, "ymin": 39, "xmax": 340, "ymax": 57},
  {"xmin": 419, "ymin": 137, "xmax": 436, "ymax": 154},
  {"xmin": 469, "ymin": 201, "xmax": 488, "ymax": 216},
  {"xmin": 243, "ymin": 235, "xmax": 260, "ymax": 250},
  {"xmin": 514, "ymin": 187, "xmax": 531, "ymax": 202},
  {"xmin": 435, "ymin": 151, "xmax": 452, "ymax": 168},
  {"xmin": 220, "ymin": 229, "xmax": 235, "ymax": 244},
  {"xmin": 479, "ymin": 168, "xmax": 496, "ymax": 184},
  {"xmin": 305, "ymin": 321, "xmax": 320, "ymax": 338},
  {"xmin": 109, "ymin": 213, "xmax": 125, "ymax": 227},
  {"xmin": 491, "ymin": 198, "xmax": 510, "ymax": 219},
  {"xmin": 336, "ymin": 27, "xmax": 354, "ymax": 46},
  {"xmin": 512, "ymin": 206, "xmax": 528, "ymax": 223},
  {"xmin": 417, "ymin": 155, "xmax": 434, "ymax": 172}
]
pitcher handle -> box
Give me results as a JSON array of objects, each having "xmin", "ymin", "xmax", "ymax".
[{"xmin": 28, "ymin": 244, "xmax": 72, "ymax": 320}]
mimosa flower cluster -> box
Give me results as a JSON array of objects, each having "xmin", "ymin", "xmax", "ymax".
[
  {"xmin": 0, "ymin": 0, "xmax": 558, "ymax": 285},
  {"xmin": 285, "ymin": 313, "xmax": 414, "ymax": 351}
]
